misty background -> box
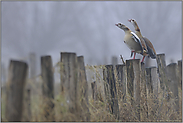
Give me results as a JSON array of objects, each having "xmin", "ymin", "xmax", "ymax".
[{"xmin": 1, "ymin": 1, "xmax": 182, "ymax": 82}]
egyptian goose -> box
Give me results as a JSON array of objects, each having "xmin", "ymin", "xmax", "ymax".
[
  {"xmin": 128, "ymin": 19, "xmax": 157, "ymax": 62},
  {"xmin": 115, "ymin": 23, "xmax": 147, "ymax": 61}
]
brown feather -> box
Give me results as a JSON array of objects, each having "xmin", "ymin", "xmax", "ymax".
[{"xmin": 143, "ymin": 37, "xmax": 156, "ymax": 55}]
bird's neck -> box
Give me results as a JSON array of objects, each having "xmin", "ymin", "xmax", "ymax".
[
  {"xmin": 134, "ymin": 24, "xmax": 143, "ymax": 37},
  {"xmin": 135, "ymin": 30, "xmax": 142, "ymax": 37},
  {"xmin": 122, "ymin": 27, "xmax": 131, "ymax": 34},
  {"xmin": 134, "ymin": 24, "xmax": 140, "ymax": 32},
  {"xmin": 132, "ymin": 22, "xmax": 140, "ymax": 32},
  {"xmin": 124, "ymin": 30, "xmax": 131, "ymax": 34}
]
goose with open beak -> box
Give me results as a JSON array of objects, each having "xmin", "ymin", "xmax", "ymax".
[
  {"xmin": 115, "ymin": 23, "xmax": 147, "ymax": 60},
  {"xmin": 128, "ymin": 19, "xmax": 157, "ymax": 62}
]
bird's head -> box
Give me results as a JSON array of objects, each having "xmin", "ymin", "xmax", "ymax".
[
  {"xmin": 115, "ymin": 23, "xmax": 129, "ymax": 31},
  {"xmin": 128, "ymin": 19, "xmax": 140, "ymax": 32},
  {"xmin": 128, "ymin": 19, "xmax": 137, "ymax": 27}
]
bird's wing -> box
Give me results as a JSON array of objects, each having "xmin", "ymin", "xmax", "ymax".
[
  {"xmin": 143, "ymin": 37, "xmax": 156, "ymax": 59},
  {"xmin": 131, "ymin": 32, "xmax": 143, "ymax": 54},
  {"xmin": 140, "ymin": 37, "xmax": 148, "ymax": 51}
]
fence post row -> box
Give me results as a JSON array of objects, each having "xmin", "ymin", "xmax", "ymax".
[
  {"xmin": 41, "ymin": 56, "xmax": 55, "ymax": 121},
  {"xmin": 4, "ymin": 52, "xmax": 182, "ymax": 122},
  {"xmin": 6, "ymin": 60, "xmax": 28, "ymax": 122}
]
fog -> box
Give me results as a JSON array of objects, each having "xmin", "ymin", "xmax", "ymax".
[{"xmin": 1, "ymin": 1, "xmax": 182, "ymax": 78}]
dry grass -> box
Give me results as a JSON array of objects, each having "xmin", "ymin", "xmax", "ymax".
[{"xmin": 1, "ymin": 65, "xmax": 182, "ymax": 122}]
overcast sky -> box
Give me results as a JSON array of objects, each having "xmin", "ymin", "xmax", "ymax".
[{"xmin": 1, "ymin": 1, "xmax": 182, "ymax": 77}]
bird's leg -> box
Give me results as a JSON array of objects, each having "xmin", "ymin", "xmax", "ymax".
[
  {"xmin": 133, "ymin": 52, "xmax": 136, "ymax": 59},
  {"xmin": 131, "ymin": 51, "xmax": 134, "ymax": 57},
  {"xmin": 141, "ymin": 56, "xmax": 145, "ymax": 63}
]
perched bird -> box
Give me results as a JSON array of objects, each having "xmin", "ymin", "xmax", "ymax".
[
  {"xmin": 128, "ymin": 19, "xmax": 156, "ymax": 61},
  {"xmin": 115, "ymin": 23, "xmax": 147, "ymax": 61}
]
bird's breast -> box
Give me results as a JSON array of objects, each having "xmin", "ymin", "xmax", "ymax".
[{"xmin": 124, "ymin": 37, "xmax": 142, "ymax": 53}]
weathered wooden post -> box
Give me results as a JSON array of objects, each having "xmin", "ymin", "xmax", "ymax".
[
  {"xmin": 115, "ymin": 64, "xmax": 126, "ymax": 103},
  {"xmin": 91, "ymin": 81, "xmax": 98, "ymax": 101},
  {"xmin": 77, "ymin": 56, "xmax": 90, "ymax": 121},
  {"xmin": 146, "ymin": 67, "xmax": 160, "ymax": 98},
  {"xmin": 95, "ymin": 66, "xmax": 105, "ymax": 102},
  {"xmin": 177, "ymin": 60, "xmax": 182, "ymax": 116},
  {"xmin": 146, "ymin": 67, "xmax": 160, "ymax": 119},
  {"xmin": 86, "ymin": 65, "xmax": 105, "ymax": 102},
  {"xmin": 60, "ymin": 52, "xmax": 79, "ymax": 121},
  {"xmin": 103, "ymin": 65, "xmax": 119, "ymax": 120},
  {"xmin": 140, "ymin": 63, "xmax": 148, "ymax": 121},
  {"xmin": 126, "ymin": 59, "xmax": 141, "ymax": 121},
  {"xmin": 41, "ymin": 56, "xmax": 55, "ymax": 121},
  {"xmin": 177, "ymin": 60, "xmax": 182, "ymax": 89},
  {"xmin": 146, "ymin": 68, "xmax": 152, "ymax": 95},
  {"xmin": 22, "ymin": 89, "xmax": 31, "ymax": 121},
  {"xmin": 6, "ymin": 60, "xmax": 28, "ymax": 121},
  {"xmin": 166, "ymin": 63, "xmax": 179, "ymax": 114},
  {"xmin": 156, "ymin": 54, "xmax": 169, "ymax": 95},
  {"xmin": 85, "ymin": 65, "xmax": 95, "ymax": 99},
  {"xmin": 156, "ymin": 54, "xmax": 170, "ymax": 121}
]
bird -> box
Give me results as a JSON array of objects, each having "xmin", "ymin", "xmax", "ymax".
[
  {"xmin": 128, "ymin": 19, "xmax": 156, "ymax": 62},
  {"xmin": 115, "ymin": 23, "xmax": 148, "ymax": 62}
]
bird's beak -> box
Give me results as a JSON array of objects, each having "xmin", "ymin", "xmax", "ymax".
[
  {"xmin": 115, "ymin": 24, "xmax": 118, "ymax": 26},
  {"xmin": 128, "ymin": 19, "xmax": 131, "ymax": 22}
]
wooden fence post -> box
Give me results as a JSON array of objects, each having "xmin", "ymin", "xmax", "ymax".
[
  {"xmin": 146, "ymin": 67, "xmax": 160, "ymax": 98},
  {"xmin": 146, "ymin": 68, "xmax": 153, "ymax": 94},
  {"xmin": 85, "ymin": 65, "xmax": 105, "ymax": 102},
  {"xmin": 60, "ymin": 52, "xmax": 79, "ymax": 121},
  {"xmin": 140, "ymin": 63, "xmax": 148, "ymax": 121},
  {"xmin": 126, "ymin": 59, "xmax": 141, "ymax": 121},
  {"xmin": 85, "ymin": 66, "xmax": 95, "ymax": 99},
  {"xmin": 22, "ymin": 89, "xmax": 31, "ymax": 121},
  {"xmin": 103, "ymin": 65, "xmax": 119, "ymax": 120},
  {"xmin": 156, "ymin": 54, "xmax": 169, "ymax": 95},
  {"xmin": 166, "ymin": 63, "xmax": 179, "ymax": 114},
  {"xmin": 177, "ymin": 60, "xmax": 182, "ymax": 117},
  {"xmin": 95, "ymin": 66, "xmax": 105, "ymax": 102},
  {"xmin": 6, "ymin": 60, "xmax": 28, "ymax": 121},
  {"xmin": 28, "ymin": 53, "xmax": 36, "ymax": 90},
  {"xmin": 146, "ymin": 67, "xmax": 160, "ymax": 119},
  {"xmin": 41, "ymin": 56, "xmax": 55, "ymax": 121},
  {"xmin": 77, "ymin": 56, "xmax": 90, "ymax": 121},
  {"xmin": 91, "ymin": 81, "xmax": 98, "ymax": 101},
  {"xmin": 177, "ymin": 60, "xmax": 182, "ymax": 89},
  {"xmin": 115, "ymin": 64, "xmax": 126, "ymax": 103}
]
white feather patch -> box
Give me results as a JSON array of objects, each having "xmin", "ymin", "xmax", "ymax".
[{"xmin": 131, "ymin": 32, "xmax": 140, "ymax": 42}]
